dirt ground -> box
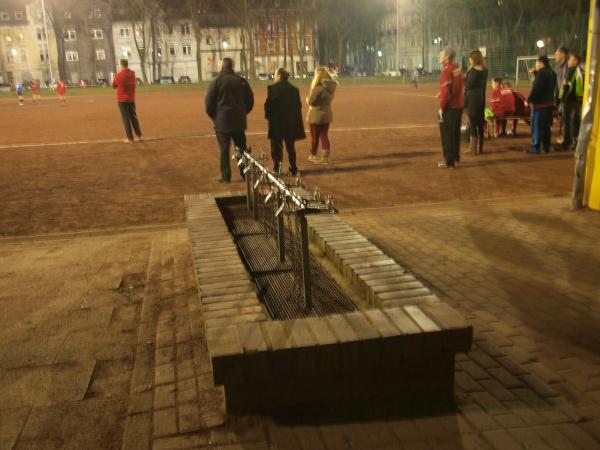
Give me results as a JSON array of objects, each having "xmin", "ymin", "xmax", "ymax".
[{"xmin": 0, "ymin": 83, "xmax": 575, "ymax": 236}]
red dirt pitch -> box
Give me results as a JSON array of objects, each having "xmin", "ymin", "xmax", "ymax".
[{"xmin": 0, "ymin": 83, "xmax": 574, "ymax": 237}]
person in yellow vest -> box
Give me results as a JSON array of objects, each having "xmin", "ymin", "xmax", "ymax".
[{"xmin": 558, "ymin": 53, "xmax": 585, "ymax": 151}]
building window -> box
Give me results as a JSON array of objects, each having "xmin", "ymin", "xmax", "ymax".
[
  {"xmin": 93, "ymin": 8, "xmax": 102, "ymax": 18},
  {"xmin": 7, "ymin": 50, "xmax": 15, "ymax": 62},
  {"xmin": 64, "ymin": 11, "xmax": 71, "ymax": 19},
  {"xmin": 37, "ymin": 28, "xmax": 46, "ymax": 41},
  {"xmin": 65, "ymin": 50, "xmax": 79, "ymax": 61},
  {"xmin": 14, "ymin": 11, "xmax": 24, "ymax": 20},
  {"xmin": 20, "ymin": 49, "xmax": 27, "ymax": 62},
  {"xmin": 119, "ymin": 28, "xmax": 130, "ymax": 38},
  {"xmin": 92, "ymin": 29, "xmax": 103, "ymax": 40},
  {"xmin": 169, "ymin": 46, "xmax": 176, "ymax": 56},
  {"xmin": 181, "ymin": 24, "xmax": 190, "ymax": 35},
  {"xmin": 182, "ymin": 44, "xmax": 191, "ymax": 56},
  {"xmin": 64, "ymin": 29, "xmax": 77, "ymax": 41},
  {"xmin": 206, "ymin": 35, "xmax": 213, "ymax": 45},
  {"xmin": 96, "ymin": 49, "xmax": 106, "ymax": 60},
  {"xmin": 168, "ymin": 25, "xmax": 174, "ymax": 35},
  {"xmin": 39, "ymin": 51, "xmax": 48, "ymax": 62},
  {"xmin": 121, "ymin": 47, "xmax": 132, "ymax": 57},
  {"xmin": 96, "ymin": 71, "xmax": 104, "ymax": 80},
  {"xmin": 0, "ymin": 12, "xmax": 10, "ymax": 21}
]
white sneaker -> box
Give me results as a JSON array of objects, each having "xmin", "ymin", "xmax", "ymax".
[{"xmin": 308, "ymin": 154, "xmax": 317, "ymax": 162}]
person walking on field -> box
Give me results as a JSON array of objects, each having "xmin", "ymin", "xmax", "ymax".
[
  {"xmin": 264, "ymin": 68, "xmax": 305, "ymax": 176},
  {"xmin": 16, "ymin": 81, "xmax": 24, "ymax": 106},
  {"xmin": 113, "ymin": 59, "xmax": 143, "ymax": 144},
  {"xmin": 56, "ymin": 80, "xmax": 67, "ymax": 104},
  {"xmin": 527, "ymin": 55, "xmax": 557, "ymax": 154},
  {"xmin": 464, "ymin": 49, "xmax": 488, "ymax": 154},
  {"xmin": 306, "ymin": 67, "xmax": 338, "ymax": 165},
  {"xmin": 30, "ymin": 79, "xmax": 41, "ymax": 103},
  {"xmin": 437, "ymin": 46, "xmax": 464, "ymax": 168},
  {"xmin": 205, "ymin": 57, "xmax": 254, "ymax": 183}
]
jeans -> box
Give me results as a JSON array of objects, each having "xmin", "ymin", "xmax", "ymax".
[
  {"xmin": 440, "ymin": 108, "xmax": 462, "ymax": 165},
  {"xmin": 309, "ymin": 123, "xmax": 330, "ymax": 155},
  {"xmin": 216, "ymin": 131, "xmax": 246, "ymax": 182},
  {"xmin": 118, "ymin": 102, "xmax": 142, "ymax": 141},
  {"xmin": 530, "ymin": 107, "xmax": 553, "ymax": 153},
  {"xmin": 271, "ymin": 136, "xmax": 298, "ymax": 174}
]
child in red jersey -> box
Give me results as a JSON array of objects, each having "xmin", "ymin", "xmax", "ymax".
[
  {"xmin": 30, "ymin": 79, "xmax": 41, "ymax": 103},
  {"xmin": 56, "ymin": 80, "xmax": 67, "ymax": 103},
  {"xmin": 489, "ymin": 77, "xmax": 515, "ymax": 137}
]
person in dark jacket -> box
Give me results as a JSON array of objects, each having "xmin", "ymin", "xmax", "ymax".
[
  {"xmin": 264, "ymin": 68, "xmax": 305, "ymax": 175},
  {"xmin": 527, "ymin": 55, "xmax": 557, "ymax": 154},
  {"xmin": 438, "ymin": 46, "xmax": 464, "ymax": 168},
  {"xmin": 558, "ymin": 53, "xmax": 584, "ymax": 150},
  {"xmin": 205, "ymin": 57, "xmax": 254, "ymax": 183},
  {"xmin": 464, "ymin": 49, "xmax": 488, "ymax": 154}
]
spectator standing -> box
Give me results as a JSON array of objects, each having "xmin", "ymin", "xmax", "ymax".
[
  {"xmin": 30, "ymin": 79, "xmax": 41, "ymax": 103},
  {"xmin": 489, "ymin": 77, "xmax": 515, "ymax": 137},
  {"xmin": 306, "ymin": 67, "xmax": 338, "ymax": 165},
  {"xmin": 411, "ymin": 66, "xmax": 419, "ymax": 90},
  {"xmin": 112, "ymin": 59, "xmax": 143, "ymax": 144},
  {"xmin": 16, "ymin": 81, "xmax": 24, "ymax": 106},
  {"xmin": 527, "ymin": 55, "xmax": 557, "ymax": 154},
  {"xmin": 264, "ymin": 68, "xmax": 305, "ymax": 175},
  {"xmin": 205, "ymin": 57, "xmax": 254, "ymax": 183},
  {"xmin": 559, "ymin": 53, "xmax": 585, "ymax": 150},
  {"xmin": 56, "ymin": 80, "xmax": 67, "ymax": 104},
  {"xmin": 554, "ymin": 47, "xmax": 570, "ymax": 145},
  {"xmin": 464, "ymin": 50, "xmax": 488, "ymax": 154},
  {"xmin": 437, "ymin": 46, "xmax": 464, "ymax": 168}
]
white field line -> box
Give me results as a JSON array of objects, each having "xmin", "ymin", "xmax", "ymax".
[{"xmin": 0, "ymin": 124, "xmax": 437, "ymax": 150}]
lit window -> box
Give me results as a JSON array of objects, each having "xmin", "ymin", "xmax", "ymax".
[
  {"xmin": 65, "ymin": 50, "xmax": 79, "ymax": 61},
  {"xmin": 96, "ymin": 49, "xmax": 106, "ymax": 60},
  {"xmin": 64, "ymin": 29, "xmax": 77, "ymax": 41},
  {"xmin": 182, "ymin": 44, "xmax": 191, "ymax": 56},
  {"xmin": 92, "ymin": 29, "xmax": 103, "ymax": 40},
  {"xmin": 121, "ymin": 47, "xmax": 132, "ymax": 57}
]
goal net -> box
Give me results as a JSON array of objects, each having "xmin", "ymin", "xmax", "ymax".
[{"xmin": 515, "ymin": 56, "xmax": 556, "ymax": 86}]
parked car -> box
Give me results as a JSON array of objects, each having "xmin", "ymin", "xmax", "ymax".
[
  {"xmin": 96, "ymin": 78, "xmax": 109, "ymax": 87},
  {"xmin": 178, "ymin": 75, "xmax": 192, "ymax": 83},
  {"xmin": 159, "ymin": 76, "xmax": 175, "ymax": 85},
  {"xmin": 0, "ymin": 83, "xmax": 12, "ymax": 92},
  {"xmin": 258, "ymin": 73, "xmax": 269, "ymax": 81}
]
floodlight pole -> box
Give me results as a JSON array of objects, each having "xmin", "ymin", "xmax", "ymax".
[{"xmin": 41, "ymin": 0, "xmax": 54, "ymax": 87}]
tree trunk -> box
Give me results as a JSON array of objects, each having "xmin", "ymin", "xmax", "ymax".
[
  {"xmin": 132, "ymin": 21, "xmax": 149, "ymax": 83},
  {"xmin": 151, "ymin": 17, "xmax": 157, "ymax": 82}
]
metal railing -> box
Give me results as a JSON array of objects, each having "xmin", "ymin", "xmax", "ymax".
[{"xmin": 235, "ymin": 147, "xmax": 334, "ymax": 309}]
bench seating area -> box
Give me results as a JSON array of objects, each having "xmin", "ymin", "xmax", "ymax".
[{"xmin": 185, "ymin": 192, "xmax": 473, "ymax": 413}]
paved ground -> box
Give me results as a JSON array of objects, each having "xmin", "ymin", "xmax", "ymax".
[{"xmin": 1, "ymin": 195, "xmax": 599, "ymax": 449}]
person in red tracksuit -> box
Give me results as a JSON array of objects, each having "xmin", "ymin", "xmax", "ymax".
[
  {"xmin": 503, "ymin": 82, "xmax": 531, "ymax": 136},
  {"xmin": 489, "ymin": 77, "xmax": 515, "ymax": 137},
  {"xmin": 112, "ymin": 59, "xmax": 143, "ymax": 143},
  {"xmin": 56, "ymin": 80, "xmax": 67, "ymax": 104},
  {"xmin": 438, "ymin": 46, "xmax": 464, "ymax": 168},
  {"xmin": 30, "ymin": 79, "xmax": 41, "ymax": 103}
]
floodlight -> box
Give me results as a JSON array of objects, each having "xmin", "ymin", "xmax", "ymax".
[{"xmin": 536, "ymin": 40, "xmax": 545, "ymax": 49}]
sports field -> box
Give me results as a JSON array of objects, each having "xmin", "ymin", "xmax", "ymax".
[{"xmin": 0, "ymin": 82, "xmax": 574, "ymax": 237}]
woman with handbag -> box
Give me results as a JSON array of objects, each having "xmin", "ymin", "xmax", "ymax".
[{"xmin": 306, "ymin": 68, "xmax": 338, "ymax": 165}]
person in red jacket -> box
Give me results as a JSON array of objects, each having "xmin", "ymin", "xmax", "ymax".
[
  {"xmin": 30, "ymin": 79, "xmax": 41, "ymax": 103},
  {"xmin": 112, "ymin": 59, "xmax": 143, "ymax": 143},
  {"xmin": 438, "ymin": 46, "xmax": 464, "ymax": 168},
  {"xmin": 503, "ymin": 82, "xmax": 531, "ymax": 136},
  {"xmin": 56, "ymin": 80, "xmax": 67, "ymax": 104},
  {"xmin": 489, "ymin": 77, "xmax": 515, "ymax": 137}
]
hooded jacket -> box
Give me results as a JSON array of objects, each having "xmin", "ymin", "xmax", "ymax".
[{"xmin": 306, "ymin": 79, "xmax": 337, "ymax": 124}]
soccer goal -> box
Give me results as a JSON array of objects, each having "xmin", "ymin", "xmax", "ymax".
[{"xmin": 515, "ymin": 56, "xmax": 556, "ymax": 86}]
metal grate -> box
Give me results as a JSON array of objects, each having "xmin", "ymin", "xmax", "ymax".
[{"xmin": 219, "ymin": 202, "xmax": 357, "ymax": 320}]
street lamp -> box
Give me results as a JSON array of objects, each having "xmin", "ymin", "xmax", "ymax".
[
  {"xmin": 223, "ymin": 41, "xmax": 228, "ymax": 50},
  {"xmin": 536, "ymin": 40, "xmax": 545, "ymax": 49},
  {"xmin": 377, "ymin": 50, "xmax": 383, "ymax": 58}
]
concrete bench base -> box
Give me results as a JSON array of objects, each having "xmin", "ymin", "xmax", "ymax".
[{"xmin": 185, "ymin": 192, "xmax": 473, "ymax": 413}]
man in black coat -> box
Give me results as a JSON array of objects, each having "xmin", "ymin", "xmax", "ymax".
[
  {"xmin": 264, "ymin": 68, "xmax": 306, "ymax": 175},
  {"xmin": 527, "ymin": 55, "xmax": 557, "ymax": 154},
  {"xmin": 205, "ymin": 58, "xmax": 254, "ymax": 183}
]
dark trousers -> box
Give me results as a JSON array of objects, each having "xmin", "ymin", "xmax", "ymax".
[
  {"xmin": 309, "ymin": 123, "xmax": 330, "ymax": 155},
  {"xmin": 271, "ymin": 136, "xmax": 297, "ymax": 174},
  {"xmin": 440, "ymin": 108, "xmax": 462, "ymax": 165},
  {"xmin": 564, "ymin": 101, "xmax": 582, "ymax": 149},
  {"xmin": 468, "ymin": 113, "xmax": 485, "ymax": 152},
  {"xmin": 530, "ymin": 107, "xmax": 553, "ymax": 153},
  {"xmin": 118, "ymin": 102, "xmax": 142, "ymax": 141},
  {"xmin": 216, "ymin": 131, "xmax": 246, "ymax": 182}
]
